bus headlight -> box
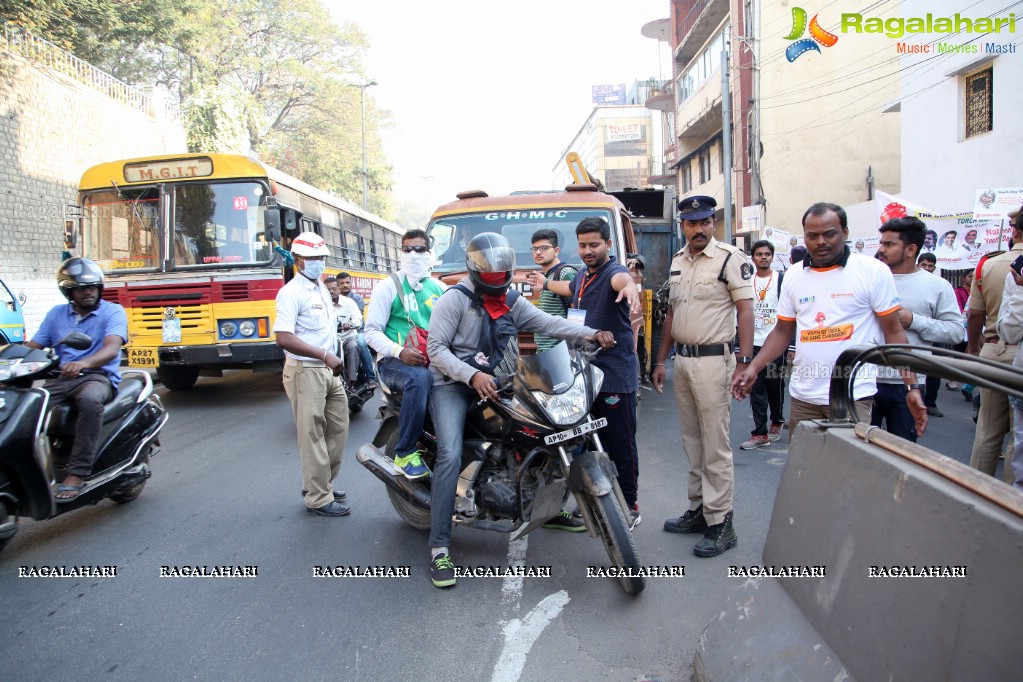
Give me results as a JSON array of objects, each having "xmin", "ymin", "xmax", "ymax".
[
  {"xmin": 238, "ymin": 320, "xmax": 256, "ymax": 337},
  {"xmin": 219, "ymin": 321, "xmax": 237, "ymax": 337}
]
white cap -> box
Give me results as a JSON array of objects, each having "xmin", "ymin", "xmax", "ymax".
[{"xmin": 291, "ymin": 232, "xmax": 329, "ymax": 257}]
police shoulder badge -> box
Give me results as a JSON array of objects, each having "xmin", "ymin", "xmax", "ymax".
[{"xmin": 740, "ymin": 262, "xmax": 753, "ymax": 280}]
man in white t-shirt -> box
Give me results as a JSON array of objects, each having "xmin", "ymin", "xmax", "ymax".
[
  {"xmin": 740, "ymin": 240, "xmax": 790, "ymax": 449},
  {"xmin": 731, "ymin": 203, "xmax": 928, "ymax": 441}
]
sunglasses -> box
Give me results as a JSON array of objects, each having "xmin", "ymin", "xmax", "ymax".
[{"xmin": 401, "ymin": 245, "xmax": 430, "ymax": 254}]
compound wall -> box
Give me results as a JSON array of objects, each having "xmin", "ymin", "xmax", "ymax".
[{"xmin": 0, "ymin": 50, "xmax": 185, "ymax": 336}]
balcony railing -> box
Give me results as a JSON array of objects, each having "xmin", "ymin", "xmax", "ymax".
[
  {"xmin": 676, "ymin": 0, "xmax": 713, "ymax": 46},
  {"xmin": 1, "ymin": 20, "xmax": 181, "ymax": 123}
]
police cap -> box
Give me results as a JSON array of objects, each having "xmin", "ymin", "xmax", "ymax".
[{"xmin": 677, "ymin": 195, "xmax": 717, "ymax": 220}]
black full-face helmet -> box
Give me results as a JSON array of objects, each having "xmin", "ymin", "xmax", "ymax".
[
  {"xmin": 57, "ymin": 257, "xmax": 105, "ymax": 301},
  {"xmin": 466, "ymin": 232, "xmax": 515, "ymax": 296}
]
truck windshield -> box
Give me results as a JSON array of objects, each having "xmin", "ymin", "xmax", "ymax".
[
  {"xmin": 429, "ymin": 208, "xmax": 617, "ymax": 273},
  {"xmin": 82, "ymin": 186, "xmax": 162, "ymax": 272},
  {"xmin": 172, "ymin": 182, "xmax": 269, "ymax": 267}
]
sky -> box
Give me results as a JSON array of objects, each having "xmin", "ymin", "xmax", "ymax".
[{"xmin": 324, "ymin": 0, "xmax": 672, "ymax": 217}]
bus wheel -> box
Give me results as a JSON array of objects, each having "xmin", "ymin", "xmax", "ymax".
[{"xmin": 157, "ymin": 366, "xmax": 200, "ymax": 391}]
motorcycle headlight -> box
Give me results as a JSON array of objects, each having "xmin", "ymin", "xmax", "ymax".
[
  {"xmin": 532, "ymin": 375, "xmax": 588, "ymax": 426},
  {"xmin": 219, "ymin": 321, "xmax": 238, "ymax": 338},
  {"xmin": 238, "ymin": 320, "xmax": 256, "ymax": 337}
]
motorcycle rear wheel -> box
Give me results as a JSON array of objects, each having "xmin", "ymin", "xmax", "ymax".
[
  {"xmin": 0, "ymin": 498, "xmax": 16, "ymax": 552},
  {"xmin": 384, "ymin": 432, "xmax": 431, "ymax": 531},
  {"xmin": 584, "ymin": 491, "xmax": 645, "ymax": 595}
]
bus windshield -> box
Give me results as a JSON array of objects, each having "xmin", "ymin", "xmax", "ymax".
[
  {"xmin": 82, "ymin": 186, "xmax": 161, "ymax": 272},
  {"xmin": 172, "ymin": 182, "xmax": 269, "ymax": 267},
  {"xmin": 429, "ymin": 208, "xmax": 617, "ymax": 273}
]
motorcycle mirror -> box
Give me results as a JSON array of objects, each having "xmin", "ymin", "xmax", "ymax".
[{"xmin": 59, "ymin": 332, "xmax": 93, "ymax": 350}]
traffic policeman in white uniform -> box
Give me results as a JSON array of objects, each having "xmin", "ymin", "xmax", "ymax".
[
  {"xmin": 652, "ymin": 196, "xmax": 754, "ymax": 557},
  {"xmin": 274, "ymin": 232, "xmax": 351, "ymax": 516}
]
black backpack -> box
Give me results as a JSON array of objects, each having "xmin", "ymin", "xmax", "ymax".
[{"xmin": 452, "ymin": 285, "xmax": 521, "ymax": 376}]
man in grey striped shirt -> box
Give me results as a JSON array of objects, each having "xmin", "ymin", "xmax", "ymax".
[{"xmin": 531, "ymin": 229, "xmax": 578, "ymax": 351}]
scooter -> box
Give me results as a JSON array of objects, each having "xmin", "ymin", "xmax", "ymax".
[{"xmin": 0, "ymin": 333, "xmax": 168, "ymax": 551}]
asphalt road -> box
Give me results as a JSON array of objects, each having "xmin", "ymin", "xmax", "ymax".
[{"xmin": 0, "ymin": 369, "xmax": 992, "ymax": 681}]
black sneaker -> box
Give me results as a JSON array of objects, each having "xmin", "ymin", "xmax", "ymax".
[
  {"xmin": 663, "ymin": 506, "xmax": 708, "ymax": 534},
  {"xmin": 693, "ymin": 511, "xmax": 737, "ymax": 557},
  {"xmin": 543, "ymin": 510, "xmax": 586, "ymax": 532},
  {"xmin": 629, "ymin": 504, "xmax": 641, "ymax": 530},
  {"xmin": 431, "ymin": 553, "xmax": 456, "ymax": 588}
]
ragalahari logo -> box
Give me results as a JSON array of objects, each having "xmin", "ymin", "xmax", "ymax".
[{"xmin": 784, "ymin": 7, "xmax": 839, "ymax": 62}]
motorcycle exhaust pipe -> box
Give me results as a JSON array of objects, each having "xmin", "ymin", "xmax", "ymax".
[{"xmin": 356, "ymin": 444, "xmax": 432, "ymax": 510}]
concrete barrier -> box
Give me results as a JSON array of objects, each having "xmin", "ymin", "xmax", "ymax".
[{"xmin": 695, "ymin": 420, "xmax": 1023, "ymax": 681}]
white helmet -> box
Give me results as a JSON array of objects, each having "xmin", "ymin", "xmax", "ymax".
[{"xmin": 291, "ymin": 232, "xmax": 329, "ymax": 257}]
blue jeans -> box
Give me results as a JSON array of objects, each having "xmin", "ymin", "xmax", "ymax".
[
  {"xmin": 376, "ymin": 357, "xmax": 433, "ymax": 458},
  {"xmin": 356, "ymin": 333, "xmax": 376, "ymax": 383},
  {"xmin": 428, "ymin": 382, "xmax": 476, "ymax": 548},
  {"xmin": 870, "ymin": 383, "xmax": 917, "ymax": 442}
]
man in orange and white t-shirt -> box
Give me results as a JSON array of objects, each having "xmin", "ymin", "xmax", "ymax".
[{"xmin": 731, "ymin": 202, "xmax": 927, "ymax": 441}]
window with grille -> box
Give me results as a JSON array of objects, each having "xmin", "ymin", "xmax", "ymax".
[{"xmin": 965, "ymin": 67, "xmax": 993, "ymax": 138}]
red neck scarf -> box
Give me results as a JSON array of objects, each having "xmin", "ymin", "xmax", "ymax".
[{"xmin": 479, "ymin": 273, "xmax": 510, "ymax": 319}]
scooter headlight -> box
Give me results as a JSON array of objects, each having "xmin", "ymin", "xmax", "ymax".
[
  {"xmin": 532, "ymin": 374, "xmax": 588, "ymax": 426},
  {"xmin": 0, "ymin": 359, "xmax": 49, "ymax": 381}
]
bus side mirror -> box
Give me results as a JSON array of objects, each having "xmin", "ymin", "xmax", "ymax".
[{"xmin": 266, "ymin": 209, "xmax": 282, "ymax": 241}]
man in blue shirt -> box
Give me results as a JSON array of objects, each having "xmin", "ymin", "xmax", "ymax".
[
  {"xmin": 27, "ymin": 258, "xmax": 128, "ymax": 500},
  {"xmin": 530, "ymin": 217, "xmax": 643, "ymax": 527}
]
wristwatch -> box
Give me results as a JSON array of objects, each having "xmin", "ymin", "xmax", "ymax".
[
  {"xmin": 737, "ymin": 356, "xmax": 753, "ymax": 364},
  {"xmin": 907, "ymin": 383, "xmax": 924, "ymax": 393}
]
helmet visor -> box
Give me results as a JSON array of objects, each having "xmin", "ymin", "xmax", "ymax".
[{"xmin": 466, "ymin": 243, "xmax": 515, "ymax": 272}]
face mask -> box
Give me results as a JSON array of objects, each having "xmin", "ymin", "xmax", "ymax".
[
  {"xmin": 400, "ymin": 252, "xmax": 432, "ymax": 289},
  {"xmin": 300, "ymin": 259, "xmax": 325, "ymax": 281}
]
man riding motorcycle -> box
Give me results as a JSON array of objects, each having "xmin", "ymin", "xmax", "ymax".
[
  {"xmin": 424, "ymin": 232, "xmax": 616, "ymax": 587},
  {"xmin": 25, "ymin": 258, "xmax": 128, "ymax": 500}
]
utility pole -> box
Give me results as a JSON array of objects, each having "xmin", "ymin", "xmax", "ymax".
[
  {"xmin": 721, "ymin": 39, "xmax": 734, "ymax": 245},
  {"xmin": 356, "ymin": 80, "xmax": 377, "ymax": 210}
]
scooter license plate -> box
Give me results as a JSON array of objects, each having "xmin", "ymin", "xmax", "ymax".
[{"xmin": 543, "ymin": 417, "xmax": 607, "ymax": 445}]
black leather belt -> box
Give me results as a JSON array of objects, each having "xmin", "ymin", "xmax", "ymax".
[{"xmin": 675, "ymin": 342, "xmax": 728, "ymax": 358}]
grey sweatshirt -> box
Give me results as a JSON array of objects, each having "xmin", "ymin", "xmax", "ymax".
[
  {"xmin": 427, "ymin": 277, "xmax": 598, "ymax": 386},
  {"xmin": 878, "ymin": 269, "xmax": 964, "ymax": 383}
]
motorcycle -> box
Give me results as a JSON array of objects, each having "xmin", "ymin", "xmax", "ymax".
[
  {"xmin": 0, "ymin": 333, "xmax": 168, "ymax": 551},
  {"xmin": 356, "ymin": 341, "xmax": 645, "ymax": 595},
  {"xmin": 344, "ymin": 378, "xmax": 376, "ymax": 414}
]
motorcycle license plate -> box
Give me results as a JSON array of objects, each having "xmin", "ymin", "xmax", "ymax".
[{"xmin": 543, "ymin": 417, "xmax": 607, "ymax": 445}]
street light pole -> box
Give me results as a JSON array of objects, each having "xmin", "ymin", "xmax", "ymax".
[{"xmin": 357, "ymin": 80, "xmax": 377, "ymax": 210}]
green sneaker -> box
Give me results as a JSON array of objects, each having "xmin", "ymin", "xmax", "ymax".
[
  {"xmin": 542, "ymin": 510, "xmax": 586, "ymax": 532},
  {"xmin": 394, "ymin": 451, "xmax": 430, "ymax": 479},
  {"xmin": 431, "ymin": 553, "xmax": 456, "ymax": 588}
]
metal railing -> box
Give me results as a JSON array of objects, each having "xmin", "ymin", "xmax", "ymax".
[
  {"xmin": 676, "ymin": 0, "xmax": 713, "ymax": 45},
  {"xmin": 829, "ymin": 344, "xmax": 1023, "ymax": 423},
  {"xmin": 0, "ymin": 20, "xmax": 181, "ymax": 123}
]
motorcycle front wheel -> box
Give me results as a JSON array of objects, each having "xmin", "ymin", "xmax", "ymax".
[{"xmin": 581, "ymin": 490, "xmax": 645, "ymax": 595}]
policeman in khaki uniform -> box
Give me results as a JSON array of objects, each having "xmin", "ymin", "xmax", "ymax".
[
  {"xmin": 966, "ymin": 211, "xmax": 1023, "ymax": 481},
  {"xmin": 652, "ymin": 196, "xmax": 754, "ymax": 557}
]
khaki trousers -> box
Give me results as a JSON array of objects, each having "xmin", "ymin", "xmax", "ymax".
[
  {"xmin": 283, "ymin": 360, "xmax": 349, "ymax": 509},
  {"xmin": 673, "ymin": 354, "xmax": 735, "ymax": 526},
  {"xmin": 969, "ymin": 342, "xmax": 1017, "ymax": 479},
  {"xmin": 788, "ymin": 397, "xmax": 874, "ymax": 443}
]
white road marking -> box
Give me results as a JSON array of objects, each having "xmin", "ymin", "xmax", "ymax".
[{"xmin": 490, "ymin": 590, "xmax": 571, "ymax": 682}]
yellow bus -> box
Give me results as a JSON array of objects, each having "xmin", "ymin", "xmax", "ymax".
[{"xmin": 73, "ymin": 152, "xmax": 402, "ymax": 390}]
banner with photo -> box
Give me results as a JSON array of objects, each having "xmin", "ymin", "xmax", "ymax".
[
  {"xmin": 851, "ymin": 235, "xmax": 879, "ymax": 258},
  {"xmin": 761, "ymin": 226, "xmax": 802, "ymax": 270},
  {"xmin": 874, "ymin": 190, "xmax": 1009, "ymax": 271},
  {"xmin": 974, "ymin": 187, "xmax": 1023, "ymax": 220}
]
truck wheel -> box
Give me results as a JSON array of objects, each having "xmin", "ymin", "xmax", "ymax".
[{"xmin": 157, "ymin": 366, "xmax": 199, "ymax": 391}]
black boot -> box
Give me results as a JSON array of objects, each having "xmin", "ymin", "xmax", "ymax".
[
  {"xmin": 663, "ymin": 505, "xmax": 708, "ymax": 534},
  {"xmin": 693, "ymin": 511, "xmax": 737, "ymax": 557}
]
